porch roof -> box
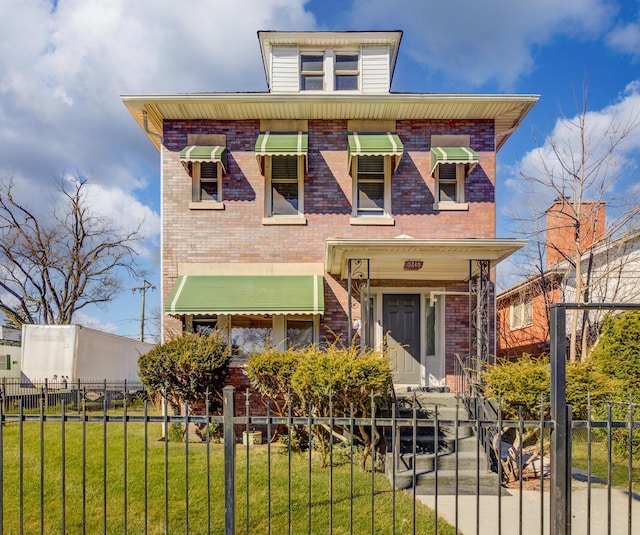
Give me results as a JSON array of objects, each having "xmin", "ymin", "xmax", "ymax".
[{"xmin": 325, "ymin": 238, "xmax": 526, "ymax": 281}]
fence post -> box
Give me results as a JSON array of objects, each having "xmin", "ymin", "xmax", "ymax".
[
  {"xmin": 549, "ymin": 304, "xmax": 569, "ymax": 535},
  {"xmin": 223, "ymin": 385, "xmax": 236, "ymax": 535}
]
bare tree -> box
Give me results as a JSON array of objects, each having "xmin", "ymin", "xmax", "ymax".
[
  {"xmin": 0, "ymin": 176, "xmax": 141, "ymax": 326},
  {"xmin": 509, "ymin": 87, "xmax": 640, "ymax": 361}
]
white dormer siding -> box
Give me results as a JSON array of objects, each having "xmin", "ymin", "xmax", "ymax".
[
  {"xmin": 269, "ymin": 45, "xmax": 391, "ymax": 94},
  {"xmin": 271, "ymin": 46, "xmax": 299, "ymax": 93},
  {"xmin": 361, "ymin": 46, "xmax": 390, "ymax": 94}
]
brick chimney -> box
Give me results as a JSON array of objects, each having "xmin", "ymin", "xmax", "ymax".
[{"xmin": 545, "ymin": 198, "xmax": 606, "ymax": 267}]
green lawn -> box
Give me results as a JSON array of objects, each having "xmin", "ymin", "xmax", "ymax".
[
  {"xmin": 0, "ymin": 417, "xmax": 455, "ymax": 534},
  {"xmin": 571, "ymin": 432, "xmax": 640, "ymax": 492}
]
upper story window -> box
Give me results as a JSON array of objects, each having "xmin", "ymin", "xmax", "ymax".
[
  {"xmin": 255, "ymin": 130, "xmax": 308, "ymax": 225},
  {"xmin": 435, "ymin": 163, "xmax": 464, "ymax": 204},
  {"xmin": 430, "ymin": 145, "xmax": 478, "ymax": 211},
  {"xmin": 299, "ymin": 51, "xmax": 360, "ymax": 92},
  {"xmin": 180, "ymin": 143, "xmax": 226, "ymax": 210},
  {"xmin": 510, "ymin": 295, "xmax": 533, "ymax": 330},
  {"xmin": 300, "ymin": 54, "xmax": 324, "ymax": 91},
  {"xmin": 194, "ymin": 161, "xmax": 220, "ymax": 202},
  {"xmin": 268, "ymin": 155, "xmax": 303, "ymax": 217},
  {"xmin": 347, "ymin": 130, "xmax": 402, "ymax": 225},
  {"xmin": 355, "ymin": 156, "xmax": 386, "ymax": 216},
  {"xmin": 335, "ymin": 53, "xmax": 359, "ymax": 90}
]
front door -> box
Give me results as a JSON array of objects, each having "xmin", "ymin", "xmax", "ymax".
[{"xmin": 383, "ymin": 294, "xmax": 421, "ymax": 384}]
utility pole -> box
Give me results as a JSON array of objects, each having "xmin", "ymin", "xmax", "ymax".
[{"xmin": 132, "ymin": 279, "xmax": 155, "ymax": 342}]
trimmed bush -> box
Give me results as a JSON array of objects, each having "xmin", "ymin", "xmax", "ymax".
[{"xmin": 138, "ymin": 332, "xmax": 231, "ymax": 416}]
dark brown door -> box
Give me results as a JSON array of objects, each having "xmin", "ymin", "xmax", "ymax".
[{"xmin": 383, "ymin": 294, "xmax": 421, "ymax": 384}]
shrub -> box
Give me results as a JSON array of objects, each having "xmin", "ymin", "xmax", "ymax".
[
  {"xmin": 482, "ymin": 354, "xmax": 614, "ymax": 420},
  {"xmin": 138, "ymin": 332, "xmax": 232, "ymax": 417},
  {"xmin": 589, "ymin": 311, "xmax": 640, "ymax": 401},
  {"xmin": 588, "ymin": 311, "xmax": 640, "ymax": 456},
  {"xmin": 246, "ymin": 347, "xmax": 300, "ymax": 416},
  {"xmin": 248, "ymin": 342, "xmax": 393, "ymax": 468}
]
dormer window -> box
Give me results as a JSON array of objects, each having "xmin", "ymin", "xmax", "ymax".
[
  {"xmin": 300, "ymin": 54, "xmax": 324, "ymax": 91},
  {"xmin": 335, "ymin": 54, "xmax": 359, "ymax": 90}
]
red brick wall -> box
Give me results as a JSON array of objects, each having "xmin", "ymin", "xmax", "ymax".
[
  {"xmin": 545, "ymin": 200, "xmax": 606, "ymax": 267},
  {"xmin": 161, "ymin": 118, "xmax": 497, "ymax": 385}
]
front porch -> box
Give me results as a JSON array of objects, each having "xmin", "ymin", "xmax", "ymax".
[{"xmin": 325, "ymin": 237, "xmax": 525, "ymax": 390}]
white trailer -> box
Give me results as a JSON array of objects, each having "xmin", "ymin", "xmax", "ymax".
[{"xmin": 20, "ymin": 324, "xmax": 155, "ymax": 383}]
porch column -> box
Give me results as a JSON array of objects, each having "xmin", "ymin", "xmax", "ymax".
[
  {"xmin": 347, "ymin": 258, "xmax": 370, "ymax": 351},
  {"xmin": 469, "ymin": 259, "xmax": 490, "ymax": 378}
]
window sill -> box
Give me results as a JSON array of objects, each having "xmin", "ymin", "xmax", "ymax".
[
  {"xmin": 262, "ymin": 215, "xmax": 308, "ymax": 226},
  {"xmin": 189, "ymin": 201, "xmax": 225, "ymax": 210},
  {"xmin": 433, "ymin": 202, "xmax": 469, "ymax": 211},
  {"xmin": 350, "ymin": 215, "xmax": 395, "ymax": 226}
]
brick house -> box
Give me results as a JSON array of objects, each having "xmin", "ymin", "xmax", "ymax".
[
  {"xmin": 497, "ymin": 199, "xmax": 640, "ymax": 358},
  {"xmin": 123, "ymin": 31, "xmax": 537, "ymax": 390}
]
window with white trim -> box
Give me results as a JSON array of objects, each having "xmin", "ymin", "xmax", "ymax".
[
  {"xmin": 510, "ymin": 295, "xmax": 533, "ymax": 330},
  {"xmin": 299, "ymin": 51, "xmax": 360, "ymax": 92},
  {"xmin": 300, "ymin": 54, "xmax": 324, "ymax": 91},
  {"xmin": 335, "ymin": 53, "xmax": 359, "ymax": 90},
  {"xmin": 192, "ymin": 161, "xmax": 222, "ymax": 203},
  {"xmin": 435, "ymin": 163, "xmax": 464, "ymax": 206},
  {"xmin": 353, "ymin": 155, "xmax": 390, "ymax": 217},
  {"xmin": 266, "ymin": 155, "xmax": 304, "ymax": 218}
]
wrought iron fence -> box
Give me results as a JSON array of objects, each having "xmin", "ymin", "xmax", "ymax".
[{"xmin": 0, "ymin": 380, "xmax": 637, "ymax": 534}]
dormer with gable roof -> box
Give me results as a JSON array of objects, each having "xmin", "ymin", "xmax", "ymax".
[{"xmin": 258, "ymin": 31, "xmax": 402, "ymax": 94}]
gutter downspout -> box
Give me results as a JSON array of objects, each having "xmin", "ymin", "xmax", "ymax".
[{"xmin": 142, "ymin": 110, "xmax": 163, "ymax": 145}]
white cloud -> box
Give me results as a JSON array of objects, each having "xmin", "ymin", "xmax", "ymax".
[
  {"xmin": 499, "ymin": 80, "xmax": 640, "ymax": 274},
  {"xmin": 0, "ymin": 0, "xmax": 316, "ymax": 198},
  {"xmin": 607, "ymin": 16, "xmax": 640, "ymax": 58},
  {"xmin": 74, "ymin": 311, "xmax": 120, "ymax": 335},
  {"xmin": 348, "ymin": 0, "xmax": 615, "ymax": 89}
]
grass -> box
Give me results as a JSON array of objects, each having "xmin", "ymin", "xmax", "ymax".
[
  {"xmin": 571, "ymin": 431, "xmax": 640, "ymax": 492},
  {"xmin": 0, "ymin": 416, "xmax": 455, "ymax": 534}
]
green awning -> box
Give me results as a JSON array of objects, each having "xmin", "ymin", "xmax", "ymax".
[
  {"xmin": 165, "ymin": 275, "xmax": 324, "ymax": 315},
  {"xmin": 430, "ymin": 146, "xmax": 479, "ymax": 175},
  {"xmin": 180, "ymin": 145, "xmax": 227, "ymax": 173},
  {"xmin": 255, "ymin": 131, "xmax": 308, "ymax": 173},
  {"xmin": 347, "ymin": 132, "xmax": 404, "ymax": 172}
]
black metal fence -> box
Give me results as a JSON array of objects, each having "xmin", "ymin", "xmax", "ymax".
[{"xmin": 0, "ymin": 379, "xmax": 637, "ymax": 534}]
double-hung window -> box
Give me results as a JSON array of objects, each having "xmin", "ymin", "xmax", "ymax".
[
  {"xmin": 510, "ymin": 295, "xmax": 533, "ymax": 330},
  {"xmin": 435, "ymin": 163, "xmax": 462, "ymax": 204},
  {"xmin": 181, "ymin": 143, "xmax": 226, "ymax": 210},
  {"xmin": 335, "ymin": 53, "xmax": 359, "ymax": 90},
  {"xmin": 300, "ymin": 54, "xmax": 324, "ymax": 91},
  {"xmin": 430, "ymin": 144, "xmax": 478, "ymax": 211},
  {"xmin": 265, "ymin": 155, "xmax": 305, "ymax": 222},
  {"xmin": 355, "ymin": 156, "xmax": 386, "ymax": 216},
  {"xmin": 194, "ymin": 161, "xmax": 220, "ymax": 202}
]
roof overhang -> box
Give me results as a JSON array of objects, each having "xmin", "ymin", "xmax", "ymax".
[
  {"xmin": 121, "ymin": 93, "xmax": 539, "ymax": 152},
  {"xmin": 325, "ymin": 238, "xmax": 527, "ymax": 281}
]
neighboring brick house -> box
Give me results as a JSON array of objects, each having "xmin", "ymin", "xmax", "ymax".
[
  {"xmin": 497, "ymin": 199, "xmax": 640, "ymax": 358},
  {"xmin": 123, "ymin": 31, "xmax": 537, "ymax": 390}
]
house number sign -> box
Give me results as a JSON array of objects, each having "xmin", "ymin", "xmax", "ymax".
[{"xmin": 403, "ymin": 260, "xmax": 423, "ymax": 270}]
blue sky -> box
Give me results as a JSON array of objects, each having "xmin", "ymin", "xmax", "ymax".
[{"xmin": 1, "ymin": 0, "xmax": 639, "ymax": 340}]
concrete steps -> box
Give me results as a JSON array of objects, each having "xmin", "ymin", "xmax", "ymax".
[{"xmin": 383, "ymin": 390, "xmax": 501, "ymax": 495}]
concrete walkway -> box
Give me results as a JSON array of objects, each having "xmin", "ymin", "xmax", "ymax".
[{"xmin": 418, "ymin": 482, "xmax": 640, "ymax": 534}]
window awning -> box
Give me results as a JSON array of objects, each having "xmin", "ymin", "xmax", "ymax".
[
  {"xmin": 255, "ymin": 131, "xmax": 308, "ymax": 173},
  {"xmin": 348, "ymin": 132, "xmax": 404, "ymax": 172},
  {"xmin": 165, "ymin": 275, "xmax": 324, "ymax": 315},
  {"xmin": 430, "ymin": 147, "xmax": 478, "ymax": 175},
  {"xmin": 180, "ymin": 145, "xmax": 227, "ymax": 173}
]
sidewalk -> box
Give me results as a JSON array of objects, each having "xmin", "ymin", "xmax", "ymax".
[{"xmin": 418, "ymin": 480, "xmax": 640, "ymax": 534}]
